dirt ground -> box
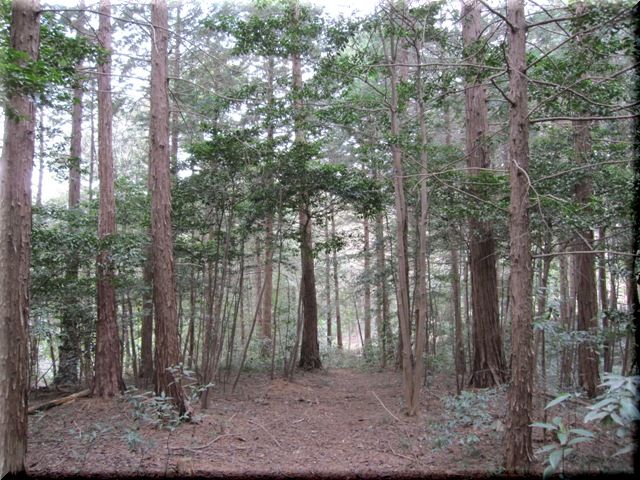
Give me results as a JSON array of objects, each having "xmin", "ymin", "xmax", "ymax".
[{"xmin": 26, "ymin": 367, "xmax": 634, "ymax": 478}]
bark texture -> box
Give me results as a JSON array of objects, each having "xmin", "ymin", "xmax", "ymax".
[
  {"xmin": 149, "ymin": 0, "xmax": 191, "ymax": 417},
  {"xmin": 93, "ymin": 0, "xmax": 124, "ymax": 398},
  {"xmin": 0, "ymin": 1, "xmax": 39, "ymax": 475},
  {"xmin": 504, "ymin": 0, "xmax": 534, "ymax": 471},
  {"xmin": 573, "ymin": 119, "xmax": 600, "ymax": 397},
  {"xmin": 462, "ymin": 0, "xmax": 506, "ymax": 388}
]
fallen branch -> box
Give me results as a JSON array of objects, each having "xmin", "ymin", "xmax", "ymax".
[
  {"xmin": 249, "ymin": 419, "xmax": 282, "ymax": 448},
  {"xmin": 28, "ymin": 388, "xmax": 91, "ymax": 414},
  {"xmin": 371, "ymin": 390, "xmax": 401, "ymax": 422},
  {"xmin": 169, "ymin": 433, "xmax": 246, "ymax": 453}
]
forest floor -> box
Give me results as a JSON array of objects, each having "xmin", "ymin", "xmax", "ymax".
[{"xmin": 27, "ymin": 366, "xmax": 634, "ymax": 478}]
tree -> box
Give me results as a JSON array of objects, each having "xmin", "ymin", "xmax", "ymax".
[
  {"xmin": 504, "ymin": 0, "xmax": 534, "ymax": 471},
  {"xmin": 93, "ymin": 0, "xmax": 124, "ymax": 397},
  {"xmin": 462, "ymin": 0, "xmax": 507, "ymax": 388},
  {"xmin": 0, "ymin": 0, "xmax": 40, "ymax": 475},
  {"xmin": 55, "ymin": 7, "xmax": 87, "ymax": 387},
  {"xmin": 149, "ymin": 0, "xmax": 191, "ymax": 417}
]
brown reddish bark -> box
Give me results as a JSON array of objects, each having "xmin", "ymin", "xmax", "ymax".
[
  {"xmin": 93, "ymin": 0, "xmax": 124, "ymax": 398},
  {"xmin": 573, "ymin": 119, "xmax": 600, "ymax": 397},
  {"xmin": 139, "ymin": 248, "xmax": 154, "ymax": 388},
  {"xmin": 504, "ymin": 0, "xmax": 534, "ymax": 471},
  {"xmin": 298, "ymin": 208, "xmax": 321, "ymax": 369},
  {"xmin": 0, "ymin": 1, "xmax": 39, "ymax": 475},
  {"xmin": 559, "ymin": 252, "xmax": 573, "ymax": 388},
  {"xmin": 363, "ymin": 217, "xmax": 372, "ymax": 350},
  {"xmin": 462, "ymin": 0, "xmax": 506, "ymax": 388},
  {"xmin": 56, "ymin": 9, "xmax": 86, "ymax": 386},
  {"xmin": 292, "ymin": 3, "xmax": 320, "ymax": 370},
  {"xmin": 149, "ymin": 0, "xmax": 191, "ymax": 417},
  {"xmin": 331, "ymin": 211, "xmax": 343, "ymax": 349}
]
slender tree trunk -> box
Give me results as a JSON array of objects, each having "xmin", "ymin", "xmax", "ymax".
[
  {"xmin": 325, "ymin": 220, "xmax": 332, "ymax": 345},
  {"xmin": 169, "ymin": 2, "xmax": 181, "ymax": 177},
  {"xmin": 462, "ymin": 0, "xmax": 506, "ymax": 388},
  {"xmin": 0, "ymin": 2, "xmax": 39, "ymax": 474},
  {"xmin": 383, "ymin": 28, "xmax": 414, "ymax": 413},
  {"xmin": 504, "ymin": 0, "xmax": 534, "ymax": 471},
  {"xmin": 36, "ymin": 108, "xmax": 44, "ymax": 207},
  {"xmin": 139, "ymin": 248, "xmax": 154, "ymax": 387},
  {"xmin": 331, "ymin": 211, "xmax": 343, "ymax": 349},
  {"xmin": 363, "ymin": 217, "xmax": 372, "ymax": 351},
  {"xmin": 93, "ymin": 0, "xmax": 124, "ymax": 398},
  {"xmin": 149, "ymin": 0, "xmax": 191, "ymax": 417},
  {"xmin": 573, "ymin": 119, "xmax": 600, "ymax": 397},
  {"xmin": 126, "ymin": 295, "xmax": 138, "ymax": 383},
  {"xmin": 56, "ymin": 13, "xmax": 86, "ymax": 385},
  {"xmin": 292, "ymin": 3, "xmax": 320, "ymax": 370},
  {"xmin": 452, "ymin": 243, "xmax": 465, "ymax": 396},
  {"xmin": 375, "ymin": 207, "xmax": 390, "ymax": 367}
]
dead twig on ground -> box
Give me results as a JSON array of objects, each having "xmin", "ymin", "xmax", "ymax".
[
  {"xmin": 28, "ymin": 389, "xmax": 91, "ymax": 414},
  {"xmin": 249, "ymin": 419, "xmax": 282, "ymax": 448},
  {"xmin": 169, "ymin": 433, "xmax": 247, "ymax": 453},
  {"xmin": 371, "ymin": 390, "xmax": 401, "ymax": 422}
]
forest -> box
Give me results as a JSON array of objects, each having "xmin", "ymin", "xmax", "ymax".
[{"xmin": 0, "ymin": 0, "xmax": 638, "ymax": 477}]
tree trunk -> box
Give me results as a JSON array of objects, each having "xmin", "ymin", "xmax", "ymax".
[
  {"xmin": 573, "ymin": 119, "xmax": 600, "ymax": 397},
  {"xmin": 169, "ymin": 2, "xmax": 181, "ymax": 177},
  {"xmin": 383, "ymin": 27, "xmax": 414, "ymax": 413},
  {"xmin": 93, "ymin": 0, "xmax": 124, "ymax": 398},
  {"xmin": 363, "ymin": 217, "xmax": 372, "ymax": 351},
  {"xmin": 56, "ymin": 12, "xmax": 86, "ymax": 386},
  {"xmin": 149, "ymin": 0, "xmax": 191, "ymax": 417},
  {"xmin": 298, "ymin": 209, "xmax": 321, "ymax": 369},
  {"xmin": 462, "ymin": 0, "xmax": 506, "ymax": 388},
  {"xmin": 331, "ymin": 211, "xmax": 343, "ymax": 349},
  {"xmin": 139, "ymin": 247, "xmax": 154, "ymax": 387},
  {"xmin": 0, "ymin": 2, "xmax": 39, "ymax": 475},
  {"xmin": 292, "ymin": 3, "xmax": 320, "ymax": 370},
  {"xmin": 325, "ymin": 219, "xmax": 332, "ymax": 345},
  {"xmin": 375, "ymin": 207, "xmax": 391, "ymax": 367},
  {"xmin": 504, "ymin": 0, "xmax": 534, "ymax": 471}
]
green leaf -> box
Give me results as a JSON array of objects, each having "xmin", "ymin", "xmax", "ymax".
[
  {"xmin": 620, "ymin": 398, "xmax": 640, "ymax": 421},
  {"xmin": 557, "ymin": 432, "xmax": 568, "ymax": 446},
  {"xmin": 569, "ymin": 428, "xmax": 595, "ymax": 438},
  {"xmin": 552, "ymin": 416, "xmax": 564, "ymax": 427},
  {"xmin": 543, "ymin": 464, "xmax": 557, "ymax": 480},
  {"xmin": 584, "ymin": 410, "xmax": 608, "ymax": 423},
  {"xmin": 549, "ymin": 449, "xmax": 563, "ymax": 470},
  {"xmin": 545, "ymin": 393, "xmax": 571, "ymax": 409},
  {"xmin": 536, "ymin": 444, "xmax": 557, "ymax": 454},
  {"xmin": 531, "ymin": 422, "xmax": 557, "ymax": 430},
  {"xmin": 610, "ymin": 412, "xmax": 625, "ymax": 426},
  {"xmin": 567, "ymin": 437, "xmax": 592, "ymax": 446},
  {"xmin": 613, "ymin": 444, "xmax": 634, "ymax": 456}
]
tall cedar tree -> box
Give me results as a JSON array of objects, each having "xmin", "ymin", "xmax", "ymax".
[
  {"xmin": 504, "ymin": 0, "xmax": 534, "ymax": 471},
  {"xmin": 462, "ymin": 0, "xmax": 506, "ymax": 388},
  {"xmin": 56, "ymin": 8, "xmax": 86, "ymax": 386},
  {"xmin": 149, "ymin": 0, "xmax": 192, "ymax": 417},
  {"xmin": 294, "ymin": 2, "xmax": 321, "ymax": 370},
  {"xmin": 93, "ymin": 0, "xmax": 124, "ymax": 397},
  {"xmin": 0, "ymin": 2, "xmax": 40, "ymax": 474}
]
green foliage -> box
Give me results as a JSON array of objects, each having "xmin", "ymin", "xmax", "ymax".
[
  {"xmin": 532, "ymin": 407, "xmax": 595, "ymax": 479},
  {"xmin": 584, "ymin": 374, "xmax": 639, "ymax": 456}
]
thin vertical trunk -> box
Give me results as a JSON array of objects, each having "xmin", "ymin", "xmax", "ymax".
[
  {"xmin": 331, "ymin": 211, "xmax": 343, "ymax": 349},
  {"xmin": 382, "ymin": 26, "xmax": 413, "ymax": 413},
  {"xmin": 325, "ymin": 220, "xmax": 332, "ymax": 345},
  {"xmin": 462, "ymin": 0, "xmax": 506, "ymax": 388},
  {"xmin": 0, "ymin": 1, "xmax": 39, "ymax": 474},
  {"xmin": 375, "ymin": 206, "xmax": 390, "ymax": 367},
  {"xmin": 573, "ymin": 119, "xmax": 600, "ymax": 397},
  {"xmin": 57, "ymin": 12, "xmax": 86, "ymax": 385},
  {"xmin": 451, "ymin": 243, "xmax": 465, "ymax": 395},
  {"xmin": 88, "ymin": 80, "xmax": 96, "ymax": 203},
  {"xmin": 293, "ymin": 3, "xmax": 320, "ymax": 370},
  {"xmin": 127, "ymin": 295, "xmax": 138, "ymax": 382},
  {"xmin": 363, "ymin": 217, "xmax": 372, "ymax": 350},
  {"xmin": 36, "ymin": 108, "xmax": 44, "ymax": 207},
  {"xmin": 261, "ymin": 57, "xmax": 275, "ymax": 355},
  {"xmin": 504, "ymin": 0, "xmax": 534, "ymax": 471},
  {"xmin": 94, "ymin": 0, "xmax": 124, "ymax": 398},
  {"xmin": 149, "ymin": 0, "xmax": 191, "ymax": 417},
  {"xmin": 139, "ymin": 249, "xmax": 154, "ymax": 388},
  {"xmin": 169, "ymin": 2, "xmax": 181, "ymax": 177}
]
